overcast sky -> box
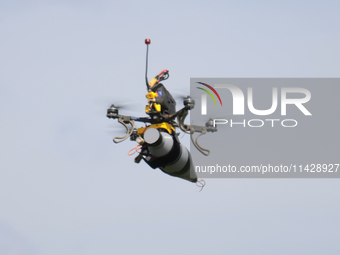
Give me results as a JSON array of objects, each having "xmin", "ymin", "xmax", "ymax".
[{"xmin": 1, "ymin": 1, "xmax": 339, "ymax": 254}]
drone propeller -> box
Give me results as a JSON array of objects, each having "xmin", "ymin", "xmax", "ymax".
[
  {"xmin": 95, "ymin": 97, "xmax": 139, "ymax": 108},
  {"xmin": 171, "ymin": 91, "xmax": 191, "ymax": 101},
  {"xmin": 94, "ymin": 97, "xmax": 141, "ymax": 116},
  {"xmin": 108, "ymin": 102, "xmax": 136, "ymax": 111}
]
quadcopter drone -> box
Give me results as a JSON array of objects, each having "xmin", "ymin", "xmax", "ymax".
[{"xmin": 106, "ymin": 39, "xmax": 217, "ymax": 189}]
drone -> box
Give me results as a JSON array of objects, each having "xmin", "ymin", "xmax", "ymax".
[{"xmin": 106, "ymin": 38, "xmax": 217, "ymax": 189}]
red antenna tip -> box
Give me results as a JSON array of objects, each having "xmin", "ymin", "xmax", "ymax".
[{"xmin": 145, "ymin": 38, "xmax": 151, "ymax": 45}]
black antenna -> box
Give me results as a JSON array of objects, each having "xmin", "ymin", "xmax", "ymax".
[{"xmin": 145, "ymin": 38, "xmax": 151, "ymax": 91}]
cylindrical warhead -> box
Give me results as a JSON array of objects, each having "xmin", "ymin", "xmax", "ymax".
[
  {"xmin": 144, "ymin": 128, "xmax": 161, "ymax": 145},
  {"xmin": 161, "ymin": 144, "xmax": 197, "ymax": 183},
  {"xmin": 143, "ymin": 128, "xmax": 174, "ymax": 157},
  {"xmin": 143, "ymin": 128, "xmax": 197, "ymax": 182}
]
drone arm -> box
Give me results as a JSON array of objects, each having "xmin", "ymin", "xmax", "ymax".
[
  {"xmin": 160, "ymin": 106, "xmax": 191, "ymax": 132},
  {"xmin": 178, "ymin": 109, "xmax": 191, "ymax": 133},
  {"xmin": 190, "ymin": 128, "xmax": 210, "ymax": 156},
  {"xmin": 107, "ymin": 112, "xmax": 156, "ymax": 124},
  {"xmin": 188, "ymin": 125, "xmax": 218, "ymax": 156},
  {"xmin": 164, "ymin": 103, "xmax": 217, "ymax": 156},
  {"xmin": 113, "ymin": 119, "xmax": 135, "ymax": 143}
]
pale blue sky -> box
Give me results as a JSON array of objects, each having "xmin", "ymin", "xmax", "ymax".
[{"xmin": 1, "ymin": 1, "xmax": 339, "ymax": 254}]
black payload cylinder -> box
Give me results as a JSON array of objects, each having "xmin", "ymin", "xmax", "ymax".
[{"xmin": 143, "ymin": 128, "xmax": 197, "ymax": 182}]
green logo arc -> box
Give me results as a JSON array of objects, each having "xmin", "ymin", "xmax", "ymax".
[{"xmin": 196, "ymin": 87, "xmax": 217, "ymax": 106}]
